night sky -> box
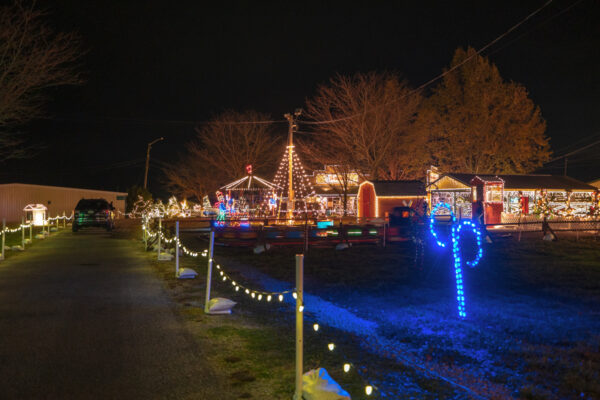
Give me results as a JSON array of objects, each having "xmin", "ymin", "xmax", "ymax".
[{"xmin": 4, "ymin": 0, "xmax": 599, "ymax": 196}]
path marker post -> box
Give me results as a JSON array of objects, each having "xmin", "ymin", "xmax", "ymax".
[
  {"xmin": 157, "ymin": 217, "xmax": 162, "ymax": 259},
  {"xmin": 175, "ymin": 220, "xmax": 180, "ymax": 277},
  {"xmin": 143, "ymin": 216, "xmax": 147, "ymax": 251},
  {"xmin": 294, "ymin": 254, "xmax": 304, "ymax": 400},
  {"xmin": 1, "ymin": 219, "xmax": 5, "ymax": 260},
  {"xmin": 63, "ymin": 211, "xmax": 66, "ymax": 228},
  {"xmin": 21, "ymin": 217, "xmax": 25, "ymax": 249},
  {"xmin": 204, "ymin": 228, "xmax": 215, "ymax": 313},
  {"xmin": 29, "ymin": 222, "xmax": 32, "ymax": 243}
]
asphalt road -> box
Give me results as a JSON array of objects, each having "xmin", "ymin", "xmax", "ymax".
[{"xmin": 0, "ymin": 229, "xmax": 226, "ymax": 399}]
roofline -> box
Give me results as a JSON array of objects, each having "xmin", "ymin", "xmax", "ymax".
[{"xmin": 0, "ymin": 183, "xmax": 127, "ymax": 195}]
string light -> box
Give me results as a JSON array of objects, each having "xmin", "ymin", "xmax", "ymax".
[
  {"xmin": 429, "ymin": 202, "xmax": 456, "ymax": 247},
  {"xmin": 141, "ymin": 216, "xmax": 376, "ymax": 395},
  {"xmin": 430, "ymin": 205, "xmax": 484, "ymax": 319}
]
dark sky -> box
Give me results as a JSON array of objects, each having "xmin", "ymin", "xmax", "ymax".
[{"xmin": 4, "ymin": 0, "xmax": 599, "ymax": 195}]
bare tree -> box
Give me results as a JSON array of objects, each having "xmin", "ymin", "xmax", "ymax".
[
  {"xmin": 298, "ymin": 137, "xmax": 358, "ymax": 216},
  {"xmin": 304, "ymin": 72, "xmax": 422, "ymax": 180},
  {"xmin": 0, "ymin": 1, "xmax": 83, "ymax": 159},
  {"xmin": 164, "ymin": 111, "xmax": 281, "ymax": 199},
  {"xmin": 194, "ymin": 110, "xmax": 281, "ymax": 179}
]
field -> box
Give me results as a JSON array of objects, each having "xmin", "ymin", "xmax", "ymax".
[{"xmin": 131, "ymin": 219, "xmax": 600, "ymax": 399}]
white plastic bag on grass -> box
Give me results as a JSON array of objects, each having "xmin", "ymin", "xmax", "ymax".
[
  {"xmin": 303, "ymin": 368, "xmax": 351, "ymax": 400},
  {"xmin": 208, "ymin": 297, "xmax": 236, "ymax": 314}
]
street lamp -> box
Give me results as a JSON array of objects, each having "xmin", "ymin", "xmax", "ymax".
[{"xmin": 143, "ymin": 137, "xmax": 164, "ymax": 189}]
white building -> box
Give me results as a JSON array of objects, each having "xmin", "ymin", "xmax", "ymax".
[{"xmin": 0, "ymin": 183, "xmax": 127, "ymax": 223}]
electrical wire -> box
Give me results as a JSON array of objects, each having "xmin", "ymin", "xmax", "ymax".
[
  {"xmin": 485, "ymin": 0, "xmax": 587, "ymax": 58},
  {"xmin": 43, "ymin": 115, "xmax": 287, "ymax": 126},
  {"xmin": 302, "ymin": 0, "xmax": 554, "ymax": 126}
]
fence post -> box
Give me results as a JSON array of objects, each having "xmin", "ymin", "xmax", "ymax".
[
  {"xmin": 29, "ymin": 222, "xmax": 32, "ymax": 242},
  {"xmin": 304, "ymin": 214, "xmax": 309, "ymax": 253},
  {"xmin": 175, "ymin": 220, "xmax": 180, "ymax": 277},
  {"xmin": 294, "ymin": 254, "xmax": 304, "ymax": 400},
  {"xmin": 63, "ymin": 211, "xmax": 66, "ymax": 228},
  {"xmin": 157, "ymin": 217, "xmax": 162, "ymax": 259},
  {"xmin": 1, "ymin": 219, "xmax": 5, "ymax": 260},
  {"xmin": 21, "ymin": 217, "xmax": 25, "ymax": 249},
  {"xmin": 143, "ymin": 216, "xmax": 148, "ymax": 251},
  {"xmin": 204, "ymin": 228, "xmax": 215, "ymax": 313}
]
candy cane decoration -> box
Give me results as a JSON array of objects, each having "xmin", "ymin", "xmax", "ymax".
[{"xmin": 430, "ymin": 203, "xmax": 484, "ymax": 319}]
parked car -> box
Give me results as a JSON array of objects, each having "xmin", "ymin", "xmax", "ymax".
[
  {"xmin": 73, "ymin": 198, "xmax": 114, "ymax": 232},
  {"xmin": 386, "ymin": 206, "xmax": 418, "ymax": 242}
]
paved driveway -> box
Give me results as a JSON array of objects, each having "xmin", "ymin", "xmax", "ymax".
[{"xmin": 0, "ymin": 230, "xmax": 226, "ymax": 399}]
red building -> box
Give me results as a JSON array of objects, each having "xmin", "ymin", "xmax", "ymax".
[{"xmin": 357, "ymin": 180, "xmax": 426, "ymax": 219}]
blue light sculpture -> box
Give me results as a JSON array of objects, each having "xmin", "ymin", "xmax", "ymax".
[{"xmin": 430, "ymin": 203, "xmax": 483, "ymax": 318}]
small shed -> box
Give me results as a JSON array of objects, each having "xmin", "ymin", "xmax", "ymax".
[
  {"xmin": 357, "ymin": 180, "xmax": 427, "ymax": 219},
  {"xmin": 24, "ymin": 204, "xmax": 47, "ymax": 226}
]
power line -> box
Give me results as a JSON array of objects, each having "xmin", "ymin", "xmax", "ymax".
[
  {"xmin": 485, "ymin": 0, "xmax": 587, "ymax": 58},
  {"xmin": 548, "ymin": 138, "xmax": 600, "ymax": 162},
  {"xmin": 302, "ymin": 0, "xmax": 554, "ymax": 126},
  {"xmin": 42, "ymin": 115, "xmax": 287, "ymax": 126}
]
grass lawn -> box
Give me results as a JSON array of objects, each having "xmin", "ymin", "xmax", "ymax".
[
  {"xmin": 206, "ymin": 235, "xmax": 600, "ymax": 399},
  {"xmin": 0, "ymin": 224, "xmax": 58, "ymax": 260},
  {"xmin": 121, "ymin": 219, "xmax": 600, "ymax": 399}
]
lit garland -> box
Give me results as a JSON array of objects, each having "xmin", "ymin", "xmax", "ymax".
[
  {"xmin": 2, "ymin": 222, "xmax": 33, "ymax": 233},
  {"xmin": 143, "ymin": 219, "xmax": 291, "ymax": 300},
  {"xmin": 142, "ymin": 216, "xmax": 376, "ymax": 396},
  {"xmin": 430, "ymin": 203, "xmax": 483, "ymax": 319}
]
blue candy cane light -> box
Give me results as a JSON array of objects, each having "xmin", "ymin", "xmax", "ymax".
[
  {"xmin": 430, "ymin": 203, "xmax": 484, "ymax": 319},
  {"xmin": 429, "ymin": 202, "xmax": 456, "ymax": 247}
]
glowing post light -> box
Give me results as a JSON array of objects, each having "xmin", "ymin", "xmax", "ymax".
[
  {"xmin": 313, "ymin": 323, "xmax": 319, "ymax": 332},
  {"xmin": 343, "ymin": 363, "xmax": 351, "ymax": 373},
  {"xmin": 327, "ymin": 343, "xmax": 335, "ymax": 351},
  {"xmin": 365, "ymin": 385, "xmax": 373, "ymax": 395}
]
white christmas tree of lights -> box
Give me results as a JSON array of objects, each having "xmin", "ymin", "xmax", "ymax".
[{"xmin": 272, "ymin": 111, "xmax": 316, "ymax": 220}]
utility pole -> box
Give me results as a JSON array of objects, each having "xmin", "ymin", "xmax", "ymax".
[
  {"xmin": 144, "ymin": 137, "xmax": 164, "ymax": 189},
  {"xmin": 284, "ymin": 109, "xmax": 302, "ymax": 222}
]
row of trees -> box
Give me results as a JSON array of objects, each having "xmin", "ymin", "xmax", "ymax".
[{"xmin": 166, "ymin": 47, "xmax": 551, "ymax": 200}]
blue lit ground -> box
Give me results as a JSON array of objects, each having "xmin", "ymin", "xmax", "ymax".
[{"xmin": 208, "ymin": 233, "xmax": 600, "ymax": 399}]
